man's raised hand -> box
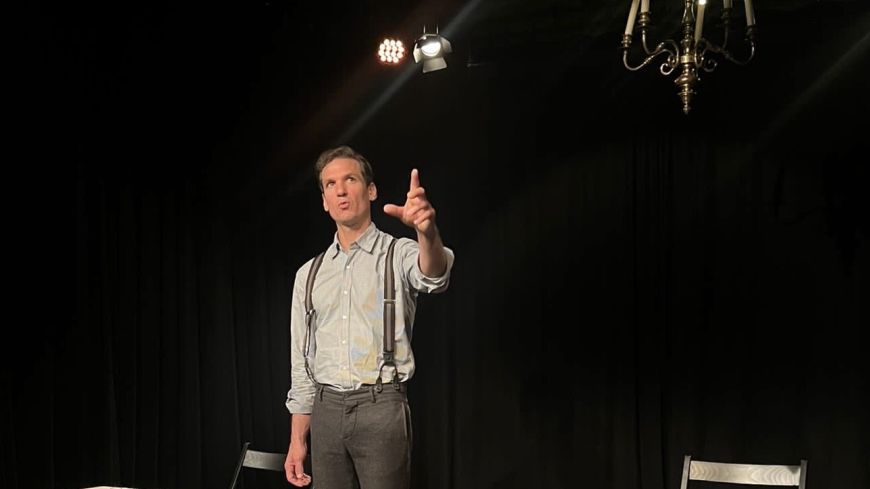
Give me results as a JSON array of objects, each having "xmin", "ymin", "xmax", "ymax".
[{"xmin": 383, "ymin": 168, "xmax": 436, "ymax": 236}]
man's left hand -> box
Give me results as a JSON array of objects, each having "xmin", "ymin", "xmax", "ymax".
[{"xmin": 384, "ymin": 168, "xmax": 437, "ymax": 237}]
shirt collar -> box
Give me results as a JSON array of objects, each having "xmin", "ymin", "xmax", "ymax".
[{"xmin": 328, "ymin": 222, "xmax": 379, "ymax": 259}]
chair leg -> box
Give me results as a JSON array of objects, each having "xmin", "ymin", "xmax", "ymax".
[{"xmin": 228, "ymin": 442, "xmax": 251, "ymax": 489}]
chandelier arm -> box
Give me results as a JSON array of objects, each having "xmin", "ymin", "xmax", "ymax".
[
  {"xmin": 702, "ymin": 39, "xmax": 756, "ymax": 66},
  {"xmin": 695, "ymin": 40, "xmax": 715, "ymax": 73},
  {"xmin": 623, "ymin": 39, "xmax": 679, "ymax": 72},
  {"xmin": 700, "ymin": 54, "xmax": 718, "ymax": 73}
]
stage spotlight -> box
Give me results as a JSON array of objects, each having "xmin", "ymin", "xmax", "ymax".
[
  {"xmin": 412, "ymin": 29, "xmax": 452, "ymax": 73},
  {"xmin": 377, "ymin": 38, "xmax": 406, "ymax": 65}
]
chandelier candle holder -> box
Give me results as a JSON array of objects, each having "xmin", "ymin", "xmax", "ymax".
[{"xmin": 620, "ymin": 0, "xmax": 757, "ymax": 114}]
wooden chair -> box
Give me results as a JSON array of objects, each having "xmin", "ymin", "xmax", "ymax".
[
  {"xmin": 680, "ymin": 454, "xmax": 807, "ymax": 489},
  {"xmin": 228, "ymin": 441, "xmax": 287, "ymax": 489}
]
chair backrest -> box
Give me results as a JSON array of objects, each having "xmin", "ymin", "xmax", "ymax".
[
  {"xmin": 228, "ymin": 441, "xmax": 287, "ymax": 489},
  {"xmin": 680, "ymin": 455, "xmax": 807, "ymax": 489}
]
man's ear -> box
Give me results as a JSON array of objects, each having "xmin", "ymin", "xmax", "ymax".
[
  {"xmin": 322, "ymin": 193, "xmax": 329, "ymax": 212},
  {"xmin": 368, "ymin": 182, "xmax": 377, "ymax": 201}
]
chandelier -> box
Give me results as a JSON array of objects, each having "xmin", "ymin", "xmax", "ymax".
[{"xmin": 620, "ymin": 0, "xmax": 757, "ymax": 114}]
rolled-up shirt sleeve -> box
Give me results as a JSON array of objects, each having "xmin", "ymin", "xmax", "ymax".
[
  {"xmin": 285, "ymin": 262, "xmax": 316, "ymax": 414},
  {"xmin": 399, "ymin": 238, "xmax": 455, "ymax": 294}
]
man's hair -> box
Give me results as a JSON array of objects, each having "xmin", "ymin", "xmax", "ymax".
[{"xmin": 314, "ymin": 145, "xmax": 374, "ymax": 191}]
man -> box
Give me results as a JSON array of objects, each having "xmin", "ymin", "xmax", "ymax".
[{"xmin": 284, "ymin": 145, "xmax": 454, "ymax": 489}]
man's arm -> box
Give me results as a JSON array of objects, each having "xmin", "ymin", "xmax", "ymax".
[
  {"xmin": 286, "ymin": 266, "xmax": 318, "ymax": 411},
  {"xmin": 285, "ymin": 414, "xmax": 312, "ymax": 487},
  {"xmin": 284, "ymin": 266, "xmax": 316, "ymax": 486},
  {"xmin": 416, "ymin": 223, "xmax": 448, "ymax": 278}
]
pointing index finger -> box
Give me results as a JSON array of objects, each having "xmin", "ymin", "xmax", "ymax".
[{"xmin": 410, "ymin": 168, "xmax": 420, "ymax": 190}]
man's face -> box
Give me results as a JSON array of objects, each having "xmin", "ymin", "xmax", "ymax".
[{"xmin": 320, "ymin": 157, "xmax": 377, "ymax": 228}]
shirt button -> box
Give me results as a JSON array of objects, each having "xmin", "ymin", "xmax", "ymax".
[
  {"xmin": 343, "ymin": 290, "xmax": 348, "ymax": 295},
  {"xmin": 342, "ymin": 315, "xmax": 347, "ymax": 320},
  {"xmin": 345, "ymin": 265, "xmax": 351, "ymax": 270},
  {"xmin": 341, "ymin": 340, "xmax": 347, "ymax": 345}
]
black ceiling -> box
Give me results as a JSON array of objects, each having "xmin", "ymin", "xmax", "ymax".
[{"xmin": 32, "ymin": 0, "xmax": 869, "ymax": 185}]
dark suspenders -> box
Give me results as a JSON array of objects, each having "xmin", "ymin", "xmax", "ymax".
[
  {"xmin": 302, "ymin": 251, "xmax": 326, "ymax": 384},
  {"xmin": 378, "ymin": 238, "xmax": 399, "ymax": 391},
  {"xmin": 301, "ymin": 237, "xmax": 400, "ymax": 389}
]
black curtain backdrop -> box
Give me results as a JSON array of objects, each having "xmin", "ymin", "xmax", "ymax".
[{"xmin": 5, "ymin": 1, "xmax": 868, "ymax": 489}]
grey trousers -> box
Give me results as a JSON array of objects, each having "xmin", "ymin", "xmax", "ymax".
[{"xmin": 310, "ymin": 383, "xmax": 412, "ymax": 489}]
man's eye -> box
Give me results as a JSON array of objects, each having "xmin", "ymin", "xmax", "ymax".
[{"xmin": 326, "ymin": 182, "xmax": 335, "ymax": 188}]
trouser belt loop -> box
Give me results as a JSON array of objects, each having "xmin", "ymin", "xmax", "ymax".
[
  {"xmin": 369, "ymin": 385, "xmax": 377, "ymax": 402},
  {"xmin": 317, "ymin": 384, "xmax": 324, "ymax": 401}
]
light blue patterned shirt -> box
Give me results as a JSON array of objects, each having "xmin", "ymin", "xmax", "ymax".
[{"xmin": 285, "ymin": 223, "xmax": 454, "ymax": 414}]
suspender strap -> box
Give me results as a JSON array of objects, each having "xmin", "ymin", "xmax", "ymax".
[
  {"xmin": 302, "ymin": 252, "xmax": 326, "ymax": 383},
  {"xmin": 377, "ymin": 238, "xmax": 399, "ymax": 391}
]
